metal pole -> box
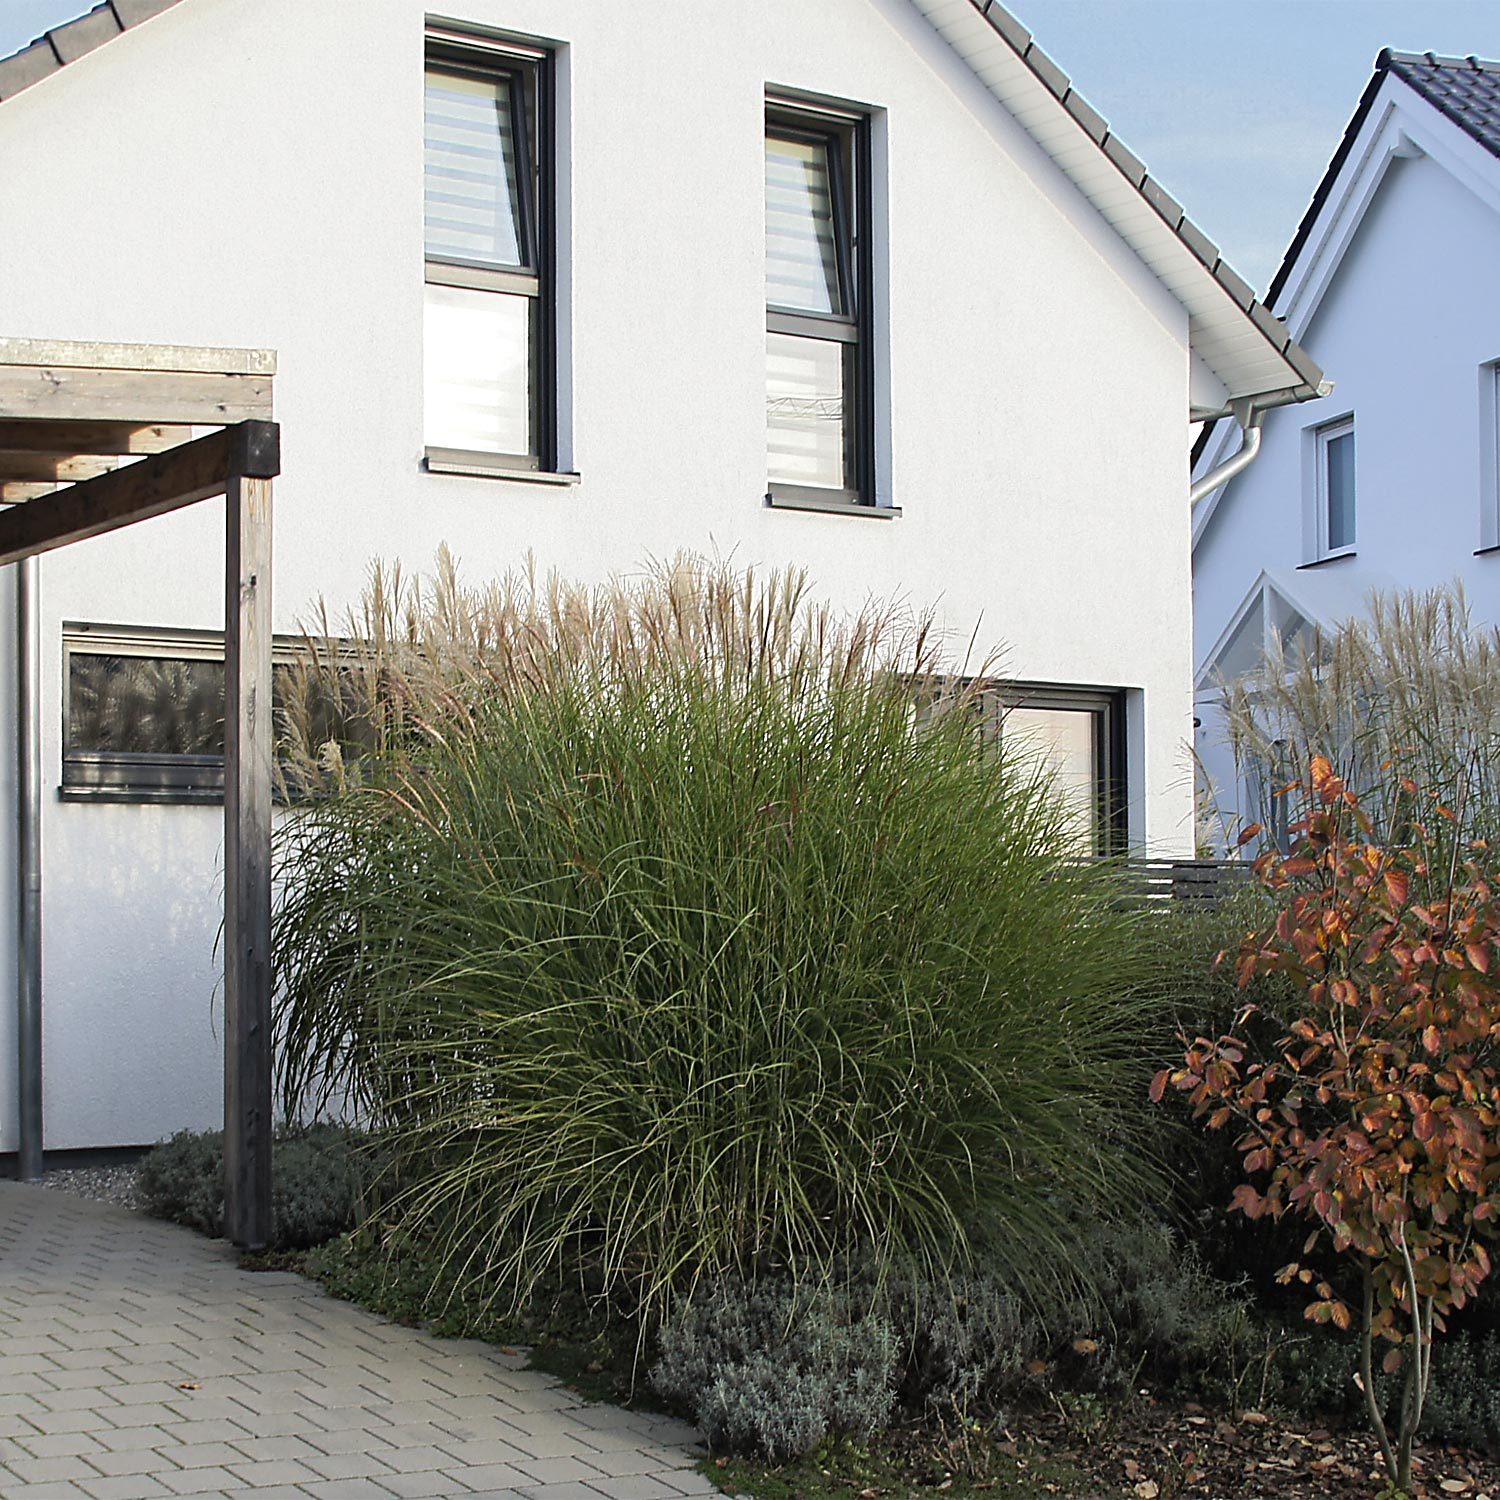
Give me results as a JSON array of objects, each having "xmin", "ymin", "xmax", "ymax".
[{"xmin": 16, "ymin": 553, "xmax": 42, "ymax": 1180}]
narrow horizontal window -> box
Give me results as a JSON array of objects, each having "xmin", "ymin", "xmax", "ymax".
[
  {"xmin": 424, "ymin": 35, "xmax": 555, "ymax": 472},
  {"xmin": 62, "ymin": 627, "xmax": 375, "ymax": 803},
  {"xmin": 765, "ymin": 97, "xmax": 874, "ymax": 506}
]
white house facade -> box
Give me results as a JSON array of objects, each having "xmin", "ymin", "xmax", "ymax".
[
  {"xmin": 1193, "ymin": 51, "xmax": 1500, "ymax": 852},
  {"xmin": 0, "ymin": 0, "xmax": 1319, "ymax": 1154}
]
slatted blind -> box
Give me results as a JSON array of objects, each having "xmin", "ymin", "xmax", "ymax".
[
  {"xmin": 765, "ymin": 133, "xmax": 842, "ymax": 315},
  {"xmin": 424, "ymin": 68, "xmax": 525, "ymax": 268}
]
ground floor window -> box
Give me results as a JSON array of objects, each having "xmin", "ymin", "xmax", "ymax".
[
  {"xmin": 982, "ymin": 683, "xmax": 1127, "ymax": 856},
  {"xmin": 62, "ymin": 624, "xmax": 366, "ymax": 802}
]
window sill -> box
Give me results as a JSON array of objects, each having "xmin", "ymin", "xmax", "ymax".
[
  {"xmin": 59, "ymin": 785, "xmax": 224, "ymax": 806},
  {"xmin": 1297, "ymin": 548, "xmax": 1356, "ymax": 570},
  {"xmin": 1475, "ymin": 544, "xmax": 1500, "ymax": 557},
  {"xmin": 424, "ymin": 449, "xmax": 580, "ymax": 485},
  {"xmin": 765, "ymin": 489, "xmax": 899, "ymax": 519}
]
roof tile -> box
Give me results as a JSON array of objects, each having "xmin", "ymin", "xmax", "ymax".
[{"xmin": 1383, "ymin": 50, "xmax": 1500, "ymax": 157}]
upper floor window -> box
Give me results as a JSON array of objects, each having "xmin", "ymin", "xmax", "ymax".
[
  {"xmin": 1481, "ymin": 361, "xmax": 1500, "ymax": 552},
  {"xmin": 765, "ymin": 96, "xmax": 874, "ymax": 508},
  {"xmin": 423, "ymin": 30, "xmax": 555, "ymax": 473},
  {"xmin": 1311, "ymin": 416, "xmax": 1355, "ymax": 560}
]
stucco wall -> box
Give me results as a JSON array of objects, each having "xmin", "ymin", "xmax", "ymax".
[
  {"xmin": 0, "ymin": 0, "xmax": 1197, "ymax": 1149},
  {"xmin": 1193, "ymin": 144, "xmax": 1500, "ymax": 848}
]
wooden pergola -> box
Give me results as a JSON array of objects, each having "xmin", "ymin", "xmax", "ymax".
[{"xmin": 0, "ymin": 338, "xmax": 279, "ymax": 1248}]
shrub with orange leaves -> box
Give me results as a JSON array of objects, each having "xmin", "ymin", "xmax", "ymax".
[{"xmin": 1152, "ymin": 757, "xmax": 1500, "ymax": 1495}]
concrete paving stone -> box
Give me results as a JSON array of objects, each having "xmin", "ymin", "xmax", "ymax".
[
  {"xmin": 293, "ymin": 1424, "xmax": 393, "ymax": 1456},
  {"xmin": 5, "ymin": 1451, "xmax": 101, "ymax": 1483},
  {"xmin": 519, "ymin": 1483, "xmax": 618, "ymax": 1500},
  {"xmin": 227, "ymin": 1433, "xmax": 326, "ymax": 1464},
  {"xmin": 86, "ymin": 1447, "xmax": 184, "ymax": 1477},
  {"xmin": 156, "ymin": 1471, "xmax": 242, "ymax": 1497},
  {"xmin": 375, "ymin": 1444, "xmax": 457, "ymax": 1474},
  {"xmin": 92, "ymin": 1425, "xmax": 184, "ymax": 1454},
  {"xmin": 651, "ymin": 1471, "xmax": 719, "ymax": 1496},
  {"xmin": 0, "ymin": 1184, "xmax": 703, "ymax": 1497},
  {"xmin": 456, "ymin": 1468, "xmax": 532, "ymax": 1493},
  {"xmin": 166, "ymin": 1441, "xmax": 249, "ymax": 1470},
  {"xmin": 585, "ymin": 1475, "xmax": 691, "ymax": 1500},
  {"xmin": 223, "ymin": 1457, "xmax": 323, "ymax": 1487},
  {"xmin": 518, "ymin": 1456, "xmax": 607, "ymax": 1485},
  {"xmin": 303, "ymin": 1480, "xmax": 400, "ymax": 1500},
  {"xmin": 0, "ymin": 1481, "xmax": 95, "ymax": 1499},
  {"xmin": 302, "ymin": 1450, "xmax": 399, "ymax": 1482},
  {"xmin": 13, "ymin": 1427, "xmax": 110, "ymax": 1458},
  {"xmin": 76, "ymin": 1474, "xmax": 178, "ymax": 1500}
]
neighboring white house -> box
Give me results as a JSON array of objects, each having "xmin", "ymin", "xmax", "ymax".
[
  {"xmin": 1193, "ymin": 50, "xmax": 1500, "ymax": 852},
  {"xmin": 0, "ymin": 0, "xmax": 1320, "ymax": 1153}
]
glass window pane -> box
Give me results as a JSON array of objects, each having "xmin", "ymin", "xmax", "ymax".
[
  {"xmin": 1325, "ymin": 429, "xmax": 1355, "ymax": 550},
  {"xmin": 1001, "ymin": 705, "xmax": 1101, "ymax": 854},
  {"xmin": 68, "ymin": 654, "xmax": 225, "ymax": 756},
  {"xmin": 425, "ymin": 68, "xmax": 526, "ymax": 268},
  {"xmin": 767, "ymin": 333, "xmax": 846, "ymax": 489},
  {"xmin": 765, "ymin": 132, "xmax": 843, "ymax": 315},
  {"xmin": 424, "ymin": 283, "xmax": 532, "ymax": 456}
]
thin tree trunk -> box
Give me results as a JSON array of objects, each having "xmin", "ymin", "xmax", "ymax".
[{"xmin": 1360, "ymin": 1266, "xmax": 1400, "ymax": 1487}]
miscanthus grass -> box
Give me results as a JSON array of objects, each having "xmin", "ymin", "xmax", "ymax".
[{"xmin": 272, "ymin": 554, "xmax": 1164, "ymax": 1323}]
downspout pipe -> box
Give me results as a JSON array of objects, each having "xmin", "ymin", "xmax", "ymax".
[
  {"xmin": 16, "ymin": 554, "xmax": 41, "ymax": 1181},
  {"xmin": 1190, "ymin": 396, "xmax": 1265, "ymax": 507}
]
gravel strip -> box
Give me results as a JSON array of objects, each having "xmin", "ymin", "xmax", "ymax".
[{"xmin": 39, "ymin": 1161, "xmax": 145, "ymax": 1211}]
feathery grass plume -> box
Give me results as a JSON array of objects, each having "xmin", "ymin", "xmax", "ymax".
[
  {"xmin": 1219, "ymin": 583, "xmax": 1500, "ymax": 849},
  {"xmin": 273, "ymin": 553, "xmax": 1165, "ymax": 1324}
]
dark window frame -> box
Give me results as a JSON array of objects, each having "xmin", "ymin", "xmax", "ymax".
[
  {"xmin": 423, "ymin": 29, "xmax": 557, "ymax": 475},
  {"xmin": 60, "ymin": 624, "xmax": 329, "ymax": 806},
  {"xmin": 986, "ymin": 681, "xmax": 1129, "ymax": 857},
  {"xmin": 765, "ymin": 94, "xmax": 876, "ymax": 509}
]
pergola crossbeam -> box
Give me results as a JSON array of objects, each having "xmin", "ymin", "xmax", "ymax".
[
  {"xmin": 0, "ymin": 420, "xmax": 194, "ymax": 456},
  {"xmin": 0, "ymin": 421, "xmax": 279, "ymax": 566}
]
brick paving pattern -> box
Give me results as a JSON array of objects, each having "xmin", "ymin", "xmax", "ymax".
[{"xmin": 0, "ymin": 1183, "xmax": 709, "ymax": 1498}]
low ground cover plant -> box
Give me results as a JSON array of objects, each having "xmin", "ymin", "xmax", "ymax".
[
  {"xmin": 1156, "ymin": 758, "xmax": 1500, "ymax": 1492},
  {"xmin": 273, "ymin": 556, "xmax": 1165, "ymax": 1326},
  {"xmin": 136, "ymin": 1123, "xmax": 371, "ymax": 1250}
]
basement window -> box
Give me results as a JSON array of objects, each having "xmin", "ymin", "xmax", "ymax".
[{"xmin": 61, "ymin": 625, "xmax": 370, "ymax": 803}]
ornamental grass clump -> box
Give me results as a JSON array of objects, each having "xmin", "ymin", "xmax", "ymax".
[{"xmin": 273, "ymin": 553, "xmax": 1163, "ymax": 1322}]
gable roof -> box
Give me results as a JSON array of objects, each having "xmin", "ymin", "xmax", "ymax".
[
  {"xmin": 0, "ymin": 1, "xmax": 183, "ymax": 102},
  {"xmin": 912, "ymin": 0, "xmax": 1324, "ymax": 416},
  {"xmin": 0, "ymin": 0, "xmax": 1324, "ymax": 418},
  {"xmin": 1266, "ymin": 50, "xmax": 1500, "ymax": 310}
]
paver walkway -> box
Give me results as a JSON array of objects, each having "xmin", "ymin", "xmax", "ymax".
[{"xmin": 0, "ymin": 1184, "xmax": 709, "ymax": 1500}]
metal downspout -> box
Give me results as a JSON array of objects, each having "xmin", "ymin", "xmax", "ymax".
[
  {"xmin": 16, "ymin": 554, "xmax": 41, "ymax": 1180},
  {"xmin": 1190, "ymin": 396, "xmax": 1265, "ymax": 507}
]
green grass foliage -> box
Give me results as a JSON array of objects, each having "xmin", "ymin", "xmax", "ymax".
[{"xmin": 273, "ymin": 555, "xmax": 1165, "ymax": 1321}]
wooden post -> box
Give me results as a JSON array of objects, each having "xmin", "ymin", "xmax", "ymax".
[{"xmin": 223, "ymin": 466, "xmax": 274, "ymax": 1249}]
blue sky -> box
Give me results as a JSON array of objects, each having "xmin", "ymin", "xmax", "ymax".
[{"xmin": 6, "ymin": 0, "xmax": 1500, "ymax": 293}]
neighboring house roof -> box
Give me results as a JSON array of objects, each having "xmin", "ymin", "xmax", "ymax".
[
  {"xmin": 0, "ymin": 1, "xmax": 182, "ymax": 101},
  {"xmin": 1266, "ymin": 50, "xmax": 1500, "ymax": 311},
  {"xmin": 1192, "ymin": 48, "xmax": 1500, "ymax": 535},
  {"xmin": 0, "ymin": 0, "xmax": 1324, "ymax": 419}
]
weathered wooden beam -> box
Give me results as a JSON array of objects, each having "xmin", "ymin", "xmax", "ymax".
[
  {"xmin": 0, "ymin": 421, "xmax": 279, "ymax": 566},
  {"xmin": 0, "ymin": 365, "xmax": 272, "ymax": 424},
  {"xmin": 0, "ymin": 452, "xmax": 120, "ymax": 484},
  {"xmin": 222, "ymin": 465, "xmax": 274, "ymax": 1251},
  {"xmin": 0, "ymin": 421, "xmax": 192, "ymax": 456},
  {"xmin": 0, "ymin": 483, "xmax": 59, "ymax": 504},
  {"xmin": 0, "ymin": 338, "xmax": 275, "ymax": 376}
]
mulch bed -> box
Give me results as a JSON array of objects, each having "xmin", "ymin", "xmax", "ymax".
[{"xmin": 1006, "ymin": 1396, "xmax": 1500, "ymax": 1499}]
